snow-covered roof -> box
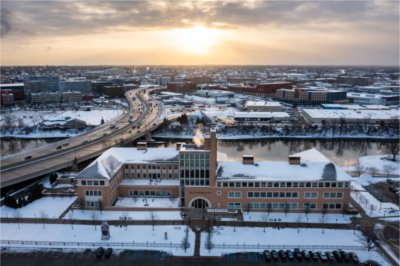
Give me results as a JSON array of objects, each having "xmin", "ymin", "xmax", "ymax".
[
  {"xmin": 76, "ymin": 147, "xmax": 179, "ymax": 180},
  {"xmin": 120, "ymin": 179, "xmax": 179, "ymax": 186},
  {"xmin": 290, "ymin": 148, "xmax": 330, "ymax": 163},
  {"xmin": 234, "ymin": 111, "xmax": 290, "ymax": 119},
  {"xmin": 303, "ymin": 109, "xmax": 400, "ymax": 120},
  {"xmin": 246, "ymin": 100, "xmax": 282, "ymax": 107},
  {"xmin": 217, "ymin": 148, "xmax": 350, "ymax": 181},
  {"xmin": 217, "ymin": 161, "xmax": 350, "ymax": 181}
]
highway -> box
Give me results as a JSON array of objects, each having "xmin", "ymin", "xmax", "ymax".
[{"xmin": 0, "ymin": 88, "xmax": 164, "ymax": 188}]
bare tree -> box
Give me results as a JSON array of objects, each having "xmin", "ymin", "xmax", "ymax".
[
  {"xmin": 14, "ymin": 210, "xmax": 21, "ymax": 229},
  {"xmin": 67, "ymin": 211, "xmax": 74, "ymax": 230},
  {"xmin": 181, "ymin": 225, "xmax": 190, "ymax": 253},
  {"xmin": 90, "ymin": 212, "xmax": 99, "ymax": 230},
  {"xmin": 40, "ymin": 210, "xmax": 48, "ymax": 229},
  {"xmin": 353, "ymin": 160, "xmax": 365, "ymax": 177},
  {"xmin": 296, "ymin": 215, "xmax": 302, "ymax": 233},
  {"xmin": 385, "ymin": 142, "xmax": 399, "ymax": 161},
  {"xmin": 121, "ymin": 212, "xmax": 131, "ymax": 230},
  {"xmin": 149, "ymin": 211, "xmax": 157, "ymax": 231},
  {"xmin": 366, "ymin": 166, "xmax": 379, "ymax": 177},
  {"xmin": 3, "ymin": 114, "xmax": 13, "ymax": 131},
  {"xmin": 284, "ymin": 203, "xmax": 290, "ymax": 217},
  {"xmin": 205, "ymin": 226, "xmax": 213, "ymax": 252},
  {"xmin": 358, "ymin": 225, "xmax": 376, "ymax": 251},
  {"xmin": 97, "ymin": 200, "xmax": 103, "ymax": 214},
  {"xmin": 383, "ymin": 164, "xmax": 396, "ymax": 177}
]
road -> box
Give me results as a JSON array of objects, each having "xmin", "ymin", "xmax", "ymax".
[{"xmin": 0, "ymin": 88, "xmax": 163, "ymax": 188}]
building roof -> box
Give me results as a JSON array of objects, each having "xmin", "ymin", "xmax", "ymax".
[
  {"xmin": 76, "ymin": 147, "xmax": 179, "ymax": 180},
  {"xmin": 217, "ymin": 149, "xmax": 350, "ymax": 182},
  {"xmin": 245, "ymin": 100, "xmax": 282, "ymax": 107},
  {"xmin": 234, "ymin": 111, "xmax": 290, "ymax": 119},
  {"xmin": 303, "ymin": 108, "xmax": 400, "ymax": 120}
]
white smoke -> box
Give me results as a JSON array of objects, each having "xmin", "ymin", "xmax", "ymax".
[{"xmin": 192, "ymin": 128, "xmax": 205, "ymax": 147}]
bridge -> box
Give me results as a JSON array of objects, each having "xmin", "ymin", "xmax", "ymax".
[{"xmin": 0, "ymin": 87, "xmax": 166, "ymax": 189}]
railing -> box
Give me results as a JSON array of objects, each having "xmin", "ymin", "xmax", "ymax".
[
  {"xmin": 1, "ymin": 240, "xmax": 187, "ymax": 249},
  {"xmin": 207, "ymin": 243, "xmax": 365, "ymax": 251}
]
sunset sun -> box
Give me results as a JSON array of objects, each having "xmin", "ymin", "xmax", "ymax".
[{"xmin": 176, "ymin": 25, "xmax": 220, "ymax": 54}]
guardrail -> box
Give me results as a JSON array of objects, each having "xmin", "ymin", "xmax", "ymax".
[
  {"xmin": 1, "ymin": 240, "xmax": 187, "ymax": 249},
  {"xmin": 207, "ymin": 243, "xmax": 365, "ymax": 251}
]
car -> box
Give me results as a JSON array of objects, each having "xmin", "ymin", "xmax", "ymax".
[
  {"xmin": 325, "ymin": 251, "xmax": 336, "ymax": 263},
  {"xmin": 340, "ymin": 250, "xmax": 351, "ymax": 262},
  {"xmin": 278, "ymin": 250, "xmax": 287, "ymax": 261},
  {"xmin": 301, "ymin": 250, "xmax": 311, "ymax": 261},
  {"xmin": 24, "ymin": 156, "xmax": 32, "ymax": 160},
  {"xmin": 96, "ymin": 247, "xmax": 105, "ymax": 259},
  {"xmin": 309, "ymin": 251, "xmax": 319, "ymax": 262},
  {"xmin": 263, "ymin": 250, "xmax": 272, "ymax": 261},
  {"xmin": 286, "ymin": 250, "xmax": 295, "ymax": 261},
  {"xmin": 62, "ymin": 143, "xmax": 69, "ymax": 146},
  {"xmin": 271, "ymin": 250, "xmax": 279, "ymax": 261},
  {"xmin": 82, "ymin": 140, "xmax": 89, "ymax": 144},
  {"xmin": 386, "ymin": 178, "xmax": 394, "ymax": 184},
  {"xmin": 363, "ymin": 260, "xmax": 380, "ymax": 266},
  {"xmin": 56, "ymin": 145, "xmax": 62, "ymax": 150},
  {"xmin": 317, "ymin": 251, "xmax": 328, "ymax": 262},
  {"xmin": 294, "ymin": 248, "xmax": 302, "ymax": 261},
  {"xmin": 104, "ymin": 248, "xmax": 113, "ymax": 259},
  {"xmin": 333, "ymin": 250, "xmax": 343, "ymax": 262},
  {"xmin": 349, "ymin": 252, "xmax": 359, "ymax": 264}
]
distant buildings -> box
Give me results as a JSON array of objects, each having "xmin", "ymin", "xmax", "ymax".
[
  {"xmin": 167, "ymin": 81, "xmax": 197, "ymax": 93},
  {"xmin": 347, "ymin": 92, "xmax": 399, "ymax": 106},
  {"xmin": 234, "ymin": 111, "xmax": 291, "ymax": 123},
  {"xmin": 275, "ymin": 88, "xmax": 347, "ymax": 104},
  {"xmin": 24, "ymin": 76, "xmax": 60, "ymax": 94},
  {"xmin": 0, "ymin": 83, "xmax": 25, "ymax": 102},
  {"xmin": 29, "ymin": 91, "xmax": 82, "ymax": 104},
  {"xmin": 222, "ymin": 82, "xmax": 292, "ymax": 97},
  {"xmin": 0, "ymin": 89, "xmax": 15, "ymax": 105},
  {"xmin": 60, "ymin": 78, "xmax": 92, "ymax": 94}
]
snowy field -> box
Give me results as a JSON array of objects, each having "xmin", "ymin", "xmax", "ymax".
[
  {"xmin": 0, "ymin": 223, "xmax": 194, "ymax": 256},
  {"xmin": 200, "ymin": 227, "xmax": 390, "ymax": 265},
  {"xmin": 242, "ymin": 212, "xmax": 356, "ymax": 224},
  {"xmin": 0, "ymin": 196, "xmax": 77, "ymax": 219},
  {"xmin": 115, "ymin": 197, "xmax": 180, "ymax": 208},
  {"xmin": 64, "ymin": 210, "xmax": 182, "ymax": 221}
]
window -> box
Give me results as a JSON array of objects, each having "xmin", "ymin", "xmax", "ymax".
[
  {"xmin": 304, "ymin": 192, "xmax": 318, "ymax": 199},
  {"xmin": 228, "ymin": 202, "xmax": 241, "ymax": 209},
  {"xmin": 304, "ymin": 203, "xmax": 317, "ymax": 209},
  {"xmin": 228, "ymin": 191, "xmax": 241, "ymax": 198},
  {"xmin": 81, "ymin": 181, "xmax": 86, "ymax": 185},
  {"xmin": 99, "ymin": 181, "xmax": 105, "ymax": 186}
]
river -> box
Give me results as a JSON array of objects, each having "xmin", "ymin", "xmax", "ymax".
[{"xmin": 0, "ymin": 138, "xmax": 394, "ymax": 167}]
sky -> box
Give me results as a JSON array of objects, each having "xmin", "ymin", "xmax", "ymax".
[{"xmin": 0, "ymin": 0, "xmax": 399, "ymax": 66}]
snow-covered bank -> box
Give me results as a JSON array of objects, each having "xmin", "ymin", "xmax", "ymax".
[
  {"xmin": 0, "ymin": 223, "xmax": 194, "ymax": 256},
  {"xmin": 350, "ymin": 155, "xmax": 400, "ymax": 176},
  {"xmin": 242, "ymin": 212, "xmax": 356, "ymax": 224}
]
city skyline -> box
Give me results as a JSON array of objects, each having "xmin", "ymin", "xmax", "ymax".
[{"xmin": 1, "ymin": 0, "xmax": 399, "ymax": 66}]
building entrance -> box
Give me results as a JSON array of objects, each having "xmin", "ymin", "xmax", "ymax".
[{"xmin": 190, "ymin": 198, "xmax": 209, "ymax": 209}]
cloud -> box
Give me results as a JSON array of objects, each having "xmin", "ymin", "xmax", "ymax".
[
  {"xmin": 1, "ymin": 0, "xmax": 398, "ymax": 37},
  {"xmin": 1, "ymin": 8, "xmax": 12, "ymax": 37}
]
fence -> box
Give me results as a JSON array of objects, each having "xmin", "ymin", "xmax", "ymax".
[
  {"xmin": 208, "ymin": 243, "xmax": 365, "ymax": 251},
  {"xmin": 1, "ymin": 240, "xmax": 186, "ymax": 249}
]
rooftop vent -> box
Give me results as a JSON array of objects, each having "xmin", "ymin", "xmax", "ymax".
[
  {"xmin": 137, "ymin": 142, "xmax": 147, "ymax": 151},
  {"xmin": 322, "ymin": 163, "xmax": 337, "ymax": 180},
  {"xmin": 242, "ymin": 155, "xmax": 254, "ymax": 165},
  {"xmin": 288, "ymin": 156, "xmax": 301, "ymax": 165}
]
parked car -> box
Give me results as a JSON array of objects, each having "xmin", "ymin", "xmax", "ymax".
[
  {"xmin": 363, "ymin": 260, "xmax": 380, "ymax": 266},
  {"xmin": 96, "ymin": 247, "xmax": 105, "ymax": 259},
  {"xmin": 325, "ymin": 251, "xmax": 336, "ymax": 263},
  {"xmin": 340, "ymin": 250, "xmax": 351, "ymax": 262},
  {"xmin": 104, "ymin": 248, "xmax": 113, "ymax": 259},
  {"xmin": 263, "ymin": 250, "xmax": 272, "ymax": 262},
  {"xmin": 317, "ymin": 251, "xmax": 328, "ymax": 262},
  {"xmin": 24, "ymin": 156, "xmax": 32, "ymax": 160},
  {"xmin": 333, "ymin": 250, "xmax": 343, "ymax": 262},
  {"xmin": 62, "ymin": 143, "xmax": 69, "ymax": 146},
  {"xmin": 349, "ymin": 252, "xmax": 359, "ymax": 264},
  {"xmin": 309, "ymin": 251, "xmax": 319, "ymax": 262},
  {"xmin": 286, "ymin": 250, "xmax": 295, "ymax": 261},
  {"xmin": 278, "ymin": 250, "xmax": 287, "ymax": 261},
  {"xmin": 294, "ymin": 248, "xmax": 302, "ymax": 261},
  {"xmin": 386, "ymin": 179, "xmax": 394, "ymax": 184},
  {"xmin": 271, "ymin": 250, "xmax": 279, "ymax": 261},
  {"xmin": 56, "ymin": 145, "xmax": 62, "ymax": 150},
  {"xmin": 302, "ymin": 250, "xmax": 311, "ymax": 261}
]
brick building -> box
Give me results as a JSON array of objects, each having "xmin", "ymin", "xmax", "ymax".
[{"xmin": 75, "ymin": 130, "xmax": 351, "ymax": 213}]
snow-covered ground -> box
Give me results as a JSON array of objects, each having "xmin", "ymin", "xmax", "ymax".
[
  {"xmin": 114, "ymin": 197, "xmax": 180, "ymax": 208},
  {"xmin": 200, "ymin": 227, "xmax": 390, "ymax": 265},
  {"xmin": 0, "ymin": 196, "xmax": 77, "ymax": 219},
  {"xmin": 64, "ymin": 210, "xmax": 182, "ymax": 220},
  {"xmin": 242, "ymin": 212, "xmax": 356, "ymax": 224},
  {"xmin": 350, "ymin": 155, "xmax": 400, "ymax": 176},
  {"xmin": 351, "ymin": 182, "xmax": 399, "ymax": 218},
  {"xmin": 0, "ymin": 223, "xmax": 194, "ymax": 256}
]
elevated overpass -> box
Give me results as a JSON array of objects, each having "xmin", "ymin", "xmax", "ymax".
[{"xmin": 0, "ymin": 88, "xmax": 166, "ymax": 188}]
